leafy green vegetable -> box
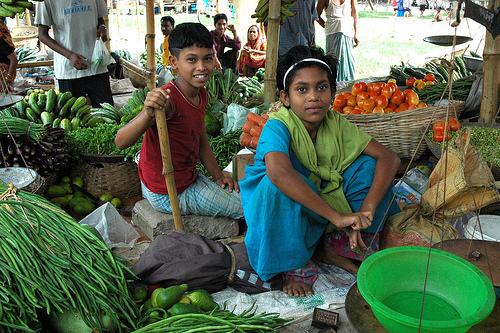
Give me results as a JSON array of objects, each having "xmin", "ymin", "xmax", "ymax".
[
  {"xmin": 197, "ymin": 129, "xmax": 243, "ymax": 176},
  {"xmin": 427, "ymin": 126, "xmax": 500, "ymax": 167},
  {"xmin": 66, "ymin": 123, "xmax": 143, "ymax": 161}
]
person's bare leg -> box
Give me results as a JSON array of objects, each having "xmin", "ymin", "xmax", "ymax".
[
  {"xmin": 313, "ymin": 241, "xmax": 359, "ymax": 274},
  {"xmin": 283, "ymin": 279, "xmax": 313, "ymax": 298}
]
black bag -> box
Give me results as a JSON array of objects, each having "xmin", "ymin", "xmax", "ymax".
[{"xmin": 131, "ymin": 230, "xmax": 282, "ymax": 294}]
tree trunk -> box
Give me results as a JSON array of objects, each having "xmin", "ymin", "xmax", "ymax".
[{"xmin": 478, "ymin": 0, "xmax": 500, "ymax": 123}]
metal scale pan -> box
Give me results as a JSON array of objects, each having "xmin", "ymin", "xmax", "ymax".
[
  {"xmin": 0, "ymin": 94, "xmax": 23, "ymax": 110},
  {"xmin": 423, "ymin": 35, "xmax": 473, "ymax": 46}
]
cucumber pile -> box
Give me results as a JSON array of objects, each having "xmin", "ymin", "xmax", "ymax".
[
  {"xmin": 8, "ymin": 88, "xmax": 90, "ymax": 132},
  {"xmin": 389, "ymin": 53, "xmax": 473, "ymax": 84},
  {"xmin": 14, "ymin": 44, "xmax": 37, "ymax": 63},
  {"xmin": 116, "ymin": 87, "xmax": 149, "ymax": 124},
  {"xmin": 0, "ymin": 0, "xmax": 33, "ymax": 18}
]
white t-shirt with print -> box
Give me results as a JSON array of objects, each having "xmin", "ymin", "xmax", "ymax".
[{"xmin": 35, "ymin": 0, "xmax": 108, "ymax": 79}]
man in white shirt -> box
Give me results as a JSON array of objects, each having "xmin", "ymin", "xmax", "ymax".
[{"xmin": 35, "ymin": 0, "xmax": 114, "ymax": 107}]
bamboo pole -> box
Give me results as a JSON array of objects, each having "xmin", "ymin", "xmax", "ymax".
[
  {"xmin": 478, "ymin": 0, "xmax": 500, "ymax": 123},
  {"xmin": 15, "ymin": 14, "xmax": 19, "ymax": 27},
  {"xmin": 136, "ymin": 0, "xmax": 141, "ymax": 43},
  {"xmin": 146, "ymin": 0, "xmax": 184, "ymax": 230},
  {"xmin": 104, "ymin": 15, "xmax": 111, "ymax": 51},
  {"xmin": 116, "ymin": 0, "xmax": 121, "ymax": 37},
  {"xmin": 25, "ymin": 8, "xmax": 31, "ymax": 26},
  {"xmin": 160, "ymin": 0, "xmax": 165, "ymax": 16},
  {"xmin": 263, "ymin": 0, "xmax": 280, "ymax": 103}
]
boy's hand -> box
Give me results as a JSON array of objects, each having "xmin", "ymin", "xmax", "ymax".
[
  {"xmin": 228, "ymin": 24, "xmax": 236, "ymax": 33},
  {"xmin": 144, "ymin": 87, "xmax": 171, "ymax": 118},
  {"xmin": 342, "ymin": 228, "xmax": 368, "ymax": 251},
  {"xmin": 216, "ymin": 176, "xmax": 240, "ymax": 193},
  {"xmin": 69, "ymin": 52, "xmax": 89, "ymax": 70}
]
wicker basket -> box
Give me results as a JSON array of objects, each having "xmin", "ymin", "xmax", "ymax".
[
  {"xmin": 341, "ymin": 100, "xmax": 465, "ymax": 160},
  {"xmin": 11, "ymin": 26, "xmax": 38, "ymax": 49},
  {"xmin": 423, "ymin": 120, "xmax": 500, "ymax": 180},
  {"xmin": 71, "ymin": 161, "xmax": 141, "ymax": 199}
]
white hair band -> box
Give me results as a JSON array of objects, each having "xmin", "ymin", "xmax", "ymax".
[{"xmin": 282, "ymin": 58, "xmax": 333, "ymax": 90}]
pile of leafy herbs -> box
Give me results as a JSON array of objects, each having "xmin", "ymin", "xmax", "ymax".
[
  {"xmin": 197, "ymin": 129, "xmax": 243, "ymax": 177},
  {"xmin": 427, "ymin": 126, "xmax": 500, "ymax": 167},
  {"xmin": 66, "ymin": 123, "xmax": 143, "ymax": 161}
]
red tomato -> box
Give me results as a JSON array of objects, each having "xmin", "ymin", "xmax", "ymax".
[
  {"xmin": 399, "ymin": 102, "xmax": 409, "ymax": 110},
  {"xmin": 359, "ymin": 82, "xmax": 368, "ymax": 92},
  {"xmin": 373, "ymin": 82, "xmax": 386, "ymax": 94},
  {"xmin": 387, "ymin": 82, "xmax": 398, "ymax": 93},
  {"xmin": 372, "ymin": 106, "xmax": 385, "ymax": 113},
  {"xmin": 390, "ymin": 90, "xmax": 404, "ymax": 106},
  {"xmin": 351, "ymin": 82, "xmax": 364, "ymax": 96},
  {"xmin": 424, "ymin": 73, "xmax": 436, "ymax": 82},
  {"xmin": 387, "ymin": 102, "xmax": 398, "ymax": 111},
  {"xmin": 417, "ymin": 102, "xmax": 428, "ymax": 108},
  {"xmin": 380, "ymin": 86, "xmax": 393, "ymax": 99},
  {"xmin": 369, "ymin": 91, "xmax": 380, "ymax": 100},
  {"xmin": 363, "ymin": 98, "xmax": 376, "ymax": 112},
  {"xmin": 367, "ymin": 82, "xmax": 375, "ymax": 93},
  {"xmin": 351, "ymin": 108, "xmax": 363, "ymax": 114},
  {"xmin": 449, "ymin": 118, "xmax": 461, "ymax": 131},
  {"xmin": 331, "ymin": 106, "xmax": 342, "ymax": 113},
  {"xmin": 433, "ymin": 131, "xmax": 450, "ymax": 142},
  {"xmin": 407, "ymin": 105, "xmax": 418, "ymax": 110},
  {"xmin": 347, "ymin": 95, "xmax": 357, "ymax": 107},
  {"xmin": 334, "ymin": 94, "xmax": 347, "ymax": 108},
  {"xmin": 343, "ymin": 106, "xmax": 354, "ymax": 114},
  {"xmin": 433, "ymin": 121, "xmax": 450, "ymax": 133},
  {"xmin": 406, "ymin": 91, "xmax": 419, "ymax": 105},
  {"xmin": 384, "ymin": 108, "xmax": 394, "ymax": 113},
  {"xmin": 375, "ymin": 95, "xmax": 389, "ymax": 109},
  {"xmin": 356, "ymin": 92, "xmax": 369, "ymax": 104},
  {"xmin": 343, "ymin": 91, "xmax": 352, "ymax": 98},
  {"xmin": 406, "ymin": 77, "xmax": 417, "ymax": 87}
]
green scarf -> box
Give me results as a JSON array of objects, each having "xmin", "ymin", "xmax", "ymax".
[{"xmin": 269, "ymin": 106, "xmax": 371, "ymax": 229}]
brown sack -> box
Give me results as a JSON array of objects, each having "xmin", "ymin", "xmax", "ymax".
[{"xmin": 382, "ymin": 132, "xmax": 500, "ymax": 249}]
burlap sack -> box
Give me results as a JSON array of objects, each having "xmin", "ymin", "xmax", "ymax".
[{"xmin": 382, "ymin": 131, "xmax": 500, "ymax": 248}]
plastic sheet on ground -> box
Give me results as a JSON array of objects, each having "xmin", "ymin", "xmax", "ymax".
[{"xmin": 212, "ymin": 262, "xmax": 357, "ymax": 332}]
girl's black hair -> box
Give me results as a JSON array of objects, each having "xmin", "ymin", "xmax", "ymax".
[
  {"xmin": 161, "ymin": 15, "xmax": 175, "ymax": 26},
  {"xmin": 277, "ymin": 45, "xmax": 337, "ymax": 93},
  {"xmin": 213, "ymin": 13, "xmax": 228, "ymax": 25},
  {"xmin": 168, "ymin": 23, "xmax": 213, "ymax": 58}
]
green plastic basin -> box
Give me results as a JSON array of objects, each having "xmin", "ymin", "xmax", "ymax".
[{"xmin": 357, "ymin": 246, "xmax": 495, "ymax": 333}]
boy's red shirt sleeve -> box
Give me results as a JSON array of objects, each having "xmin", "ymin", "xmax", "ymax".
[{"xmin": 138, "ymin": 82, "xmax": 208, "ymax": 194}]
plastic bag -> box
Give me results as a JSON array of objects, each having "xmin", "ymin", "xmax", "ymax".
[
  {"xmin": 79, "ymin": 202, "xmax": 140, "ymax": 249},
  {"xmin": 157, "ymin": 66, "xmax": 174, "ymax": 86},
  {"xmin": 221, "ymin": 103, "xmax": 259, "ymax": 134},
  {"xmin": 91, "ymin": 38, "xmax": 114, "ymax": 74}
]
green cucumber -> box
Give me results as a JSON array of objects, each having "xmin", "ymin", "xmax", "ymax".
[
  {"xmin": 71, "ymin": 96, "xmax": 87, "ymax": 115},
  {"xmin": 59, "ymin": 96, "xmax": 76, "ymax": 118}
]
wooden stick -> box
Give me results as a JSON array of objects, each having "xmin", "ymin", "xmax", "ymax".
[
  {"xmin": 146, "ymin": 0, "xmax": 183, "ymax": 230},
  {"xmin": 155, "ymin": 107, "xmax": 184, "ymax": 230}
]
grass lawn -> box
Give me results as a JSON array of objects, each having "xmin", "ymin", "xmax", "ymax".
[{"xmin": 107, "ymin": 10, "xmax": 450, "ymax": 80}]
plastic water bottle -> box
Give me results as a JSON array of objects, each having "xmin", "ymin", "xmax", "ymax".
[{"xmin": 404, "ymin": 164, "xmax": 432, "ymax": 195}]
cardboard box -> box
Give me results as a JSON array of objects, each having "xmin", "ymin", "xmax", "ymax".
[
  {"xmin": 393, "ymin": 179, "xmax": 422, "ymax": 204},
  {"xmin": 232, "ymin": 154, "xmax": 255, "ymax": 181}
]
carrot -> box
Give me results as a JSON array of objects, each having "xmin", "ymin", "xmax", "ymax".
[
  {"xmin": 242, "ymin": 120, "xmax": 256, "ymax": 133},
  {"xmin": 240, "ymin": 132, "xmax": 252, "ymax": 147},
  {"xmin": 261, "ymin": 114, "xmax": 269, "ymax": 120},
  {"xmin": 258, "ymin": 117, "xmax": 268, "ymax": 127},
  {"xmin": 250, "ymin": 136, "xmax": 259, "ymax": 149},
  {"xmin": 247, "ymin": 112, "xmax": 261, "ymax": 124},
  {"xmin": 250, "ymin": 126, "xmax": 262, "ymax": 138}
]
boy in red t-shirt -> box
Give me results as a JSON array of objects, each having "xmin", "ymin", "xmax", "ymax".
[{"xmin": 115, "ymin": 23, "xmax": 243, "ymax": 219}]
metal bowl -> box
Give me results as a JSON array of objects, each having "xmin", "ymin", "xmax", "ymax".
[{"xmin": 423, "ymin": 35, "xmax": 473, "ymax": 46}]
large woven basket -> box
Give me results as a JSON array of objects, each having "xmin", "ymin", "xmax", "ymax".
[
  {"xmin": 423, "ymin": 120, "xmax": 500, "ymax": 180},
  {"xmin": 341, "ymin": 100, "xmax": 465, "ymax": 160},
  {"xmin": 71, "ymin": 161, "xmax": 141, "ymax": 199},
  {"xmin": 11, "ymin": 26, "xmax": 38, "ymax": 48}
]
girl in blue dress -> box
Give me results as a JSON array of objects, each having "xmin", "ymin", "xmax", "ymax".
[{"xmin": 239, "ymin": 45, "xmax": 401, "ymax": 298}]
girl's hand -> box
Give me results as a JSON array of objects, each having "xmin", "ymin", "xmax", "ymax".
[
  {"xmin": 342, "ymin": 228, "xmax": 368, "ymax": 251},
  {"xmin": 334, "ymin": 211, "xmax": 372, "ymax": 230},
  {"xmin": 144, "ymin": 87, "xmax": 171, "ymax": 118},
  {"xmin": 216, "ymin": 176, "xmax": 240, "ymax": 193}
]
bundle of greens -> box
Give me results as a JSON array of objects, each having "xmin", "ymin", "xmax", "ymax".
[{"xmin": 65, "ymin": 123, "xmax": 142, "ymax": 161}]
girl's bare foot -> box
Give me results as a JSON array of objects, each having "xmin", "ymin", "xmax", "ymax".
[
  {"xmin": 314, "ymin": 241, "xmax": 360, "ymax": 274},
  {"xmin": 283, "ymin": 279, "xmax": 313, "ymax": 297}
]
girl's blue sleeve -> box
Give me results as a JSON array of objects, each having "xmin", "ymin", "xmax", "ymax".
[{"xmin": 255, "ymin": 119, "xmax": 291, "ymax": 163}]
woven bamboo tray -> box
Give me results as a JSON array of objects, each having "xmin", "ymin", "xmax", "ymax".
[
  {"xmin": 341, "ymin": 100, "xmax": 465, "ymax": 160},
  {"xmin": 71, "ymin": 161, "xmax": 141, "ymax": 198},
  {"xmin": 423, "ymin": 120, "xmax": 500, "ymax": 180}
]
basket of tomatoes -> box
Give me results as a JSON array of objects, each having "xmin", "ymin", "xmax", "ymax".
[{"xmin": 332, "ymin": 78, "xmax": 465, "ymax": 160}]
